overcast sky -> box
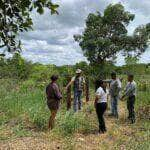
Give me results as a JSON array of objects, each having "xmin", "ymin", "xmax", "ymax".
[{"xmin": 20, "ymin": 0, "xmax": 150, "ymax": 66}]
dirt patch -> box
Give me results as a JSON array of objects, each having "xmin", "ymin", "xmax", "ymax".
[{"xmin": 0, "ymin": 137, "xmax": 63, "ymax": 150}]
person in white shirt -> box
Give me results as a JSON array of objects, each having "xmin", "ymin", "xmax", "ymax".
[
  {"xmin": 95, "ymin": 80, "xmax": 109, "ymax": 133},
  {"xmin": 109, "ymin": 72, "xmax": 122, "ymax": 118},
  {"xmin": 121, "ymin": 74, "xmax": 137, "ymax": 124}
]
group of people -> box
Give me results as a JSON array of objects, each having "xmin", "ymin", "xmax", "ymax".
[
  {"xmin": 46, "ymin": 69, "xmax": 137, "ymax": 134},
  {"xmin": 95, "ymin": 72, "xmax": 136, "ymax": 133}
]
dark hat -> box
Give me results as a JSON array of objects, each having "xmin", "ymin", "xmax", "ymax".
[
  {"xmin": 128, "ymin": 73, "xmax": 134, "ymax": 78},
  {"xmin": 51, "ymin": 75, "xmax": 59, "ymax": 81},
  {"xmin": 111, "ymin": 71, "xmax": 116, "ymax": 76}
]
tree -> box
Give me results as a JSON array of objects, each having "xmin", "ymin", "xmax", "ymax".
[
  {"xmin": 7, "ymin": 53, "xmax": 33, "ymax": 79},
  {"xmin": 123, "ymin": 23, "xmax": 150, "ymax": 56},
  {"xmin": 125, "ymin": 56, "xmax": 139, "ymax": 66},
  {"xmin": 74, "ymin": 3, "xmax": 150, "ymax": 66},
  {"xmin": 75, "ymin": 61, "xmax": 89, "ymax": 75},
  {"xmin": 0, "ymin": 53, "xmax": 33, "ymax": 79},
  {"xmin": 0, "ymin": 0, "xmax": 59, "ymax": 53}
]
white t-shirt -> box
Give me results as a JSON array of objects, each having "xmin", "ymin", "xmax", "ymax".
[{"xmin": 96, "ymin": 87, "xmax": 109, "ymax": 103}]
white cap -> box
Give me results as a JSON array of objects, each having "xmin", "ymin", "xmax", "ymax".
[{"xmin": 76, "ymin": 69, "xmax": 82, "ymax": 74}]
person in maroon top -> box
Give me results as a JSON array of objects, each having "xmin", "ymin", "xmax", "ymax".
[{"xmin": 46, "ymin": 75, "xmax": 62, "ymax": 129}]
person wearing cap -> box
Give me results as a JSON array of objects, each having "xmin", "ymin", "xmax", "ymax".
[
  {"xmin": 46, "ymin": 75, "xmax": 62, "ymax": 129},
  {"xmin": 95, "ymin": 80, "xmax": 109, "ymax": 133},
  {"xmin": 121, "ymin": 74, "xmax": 137, "ymax": 124},
  {"xmin": 66, "ymin": 69, "xmax": 85, "ymax": 112},
  {"xmin": 109, "ymin": 72, "xmax": 122, "ymax": 118}
]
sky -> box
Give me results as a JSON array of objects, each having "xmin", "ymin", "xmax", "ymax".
[{"xmin": 20, "ymin": 0, "xmax": 150, "ymax": 66}]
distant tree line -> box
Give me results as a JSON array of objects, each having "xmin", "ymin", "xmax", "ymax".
[{"xmin": 0, "ymin": 53, "xmax": 149, "ymax": 81}]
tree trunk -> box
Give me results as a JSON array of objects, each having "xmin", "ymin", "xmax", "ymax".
[
  {"xmin": 85, "ymin": 77, "xmax": 90, "ymax": 102},
  {"xmin": 98, "ymin": 61, "xmax": 107, "ymax": 79},
  {"xmin": 66, "ymin": 76, "xmax": 71, "ymax": 110}
]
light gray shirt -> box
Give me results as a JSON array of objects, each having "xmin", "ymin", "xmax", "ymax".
[
  {"xmin": 124, "ymin": 81, "xmax": 137, "ymax": 97},
  {"xmin": 109, "ymin": 79, "xmax": 122, "ymax": 97}
]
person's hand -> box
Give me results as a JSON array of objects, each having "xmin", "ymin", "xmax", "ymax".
[
  {"xmin": 120, "ymin": 96, "xmax": 125, "ymax": 101},
  {"xmin": 65, "ymin": 86, "xmax": 68, "ymax": 91},
  {"xmin": 86, "ymin": 100, "xmax": 89, "ymax": 105}
]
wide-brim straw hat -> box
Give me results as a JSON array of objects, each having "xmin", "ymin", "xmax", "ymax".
[{"xmin": 76, "ymin": 69, "xmax": 82, "ymax": 74}]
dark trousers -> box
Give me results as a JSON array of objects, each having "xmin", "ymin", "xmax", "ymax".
[
  {"xmin": 127, "ymin": 96, "xmax": 136, "ymax": 122},
  {"xmin": 96, "ymin": 102, "xmax": 107, "ymax": 132}
]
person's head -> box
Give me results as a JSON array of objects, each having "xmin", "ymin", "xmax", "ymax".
[
  {"xmin": 111, "ymin": 72, "xmax": 117, "ymax": 79},
  {"xmin": 51, "ymin": 75, "xmax": 59, "ymax": 82},
  {"xmin": 128, "ymin": 74, "xmax": 134, "ymax": 82},
  {"xmin": 76, "ymin": 69, "xmax": 82, "ymax": 77},
  {"xmin": 96, "ymin": 79, "xmax": 107, "ymax": 88},
  {"xmin": 95, "ymin": 79, "xmax": 107, "ymax": 92}
]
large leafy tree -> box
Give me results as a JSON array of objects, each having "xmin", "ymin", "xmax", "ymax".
[
  {"xmin": 74, "ymin": 3, "xmax": 150, "ymax": 65},
  {"xmin": 125, "ymin": 56, "xmax": 139, "ymax": 66},
  {"xmin": 0, "ymin": 0, "xmax": 59, "ymax": 53}
]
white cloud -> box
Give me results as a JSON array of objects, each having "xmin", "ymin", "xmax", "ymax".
[{"xmin": 20, "ymin": 0, "xmax": 150, "ymax": 66}]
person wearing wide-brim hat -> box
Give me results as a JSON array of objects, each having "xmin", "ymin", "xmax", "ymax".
[{"xmin": 66, "ymin": 69, "xmax": 85, "ymax": 112}]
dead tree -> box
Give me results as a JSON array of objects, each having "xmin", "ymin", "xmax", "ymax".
[
  {"xmin": 85, "ymin": 77, "xmax": 90, "ymax": 102},
  {"xmin": 66, "ymin": 76, "xmax": 72, "ymax": 110}
]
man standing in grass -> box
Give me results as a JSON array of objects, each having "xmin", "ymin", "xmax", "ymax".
[
  {"xmin": 109, "ymin": 72, "xmax": 122, "ymax": 118},
  {"xmin": 121, "ymin": 74, "xmax": 137, "ymax": 124},
  {"xmin": 66, "ymin": 69, "xmax": 85, "ymax": 112}
]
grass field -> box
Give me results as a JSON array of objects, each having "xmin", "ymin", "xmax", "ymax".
[{"xmin": 0, "ymin": 75, "xmax": 150, "ymax": 150}]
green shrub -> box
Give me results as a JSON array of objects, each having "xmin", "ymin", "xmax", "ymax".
[{"xmin": 54, "ymin": 110, "xmax": 94, "ymax": 136}]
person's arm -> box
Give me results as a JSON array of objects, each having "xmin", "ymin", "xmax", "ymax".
[
  {"xmin": 65, "ymin": 77, "xmax": 74, "ymax": 90},
  {"xmin": 103, "ymin": 79, "xmax": 111, "ymax": 84},
  {"xmin": 94, "ymin": 88, "xmax": 101, "ymax": 108},
  {"xmin": 66, "ymin": 81, "xmax": 73, "ymax": 89},
  {"xmin": 120, "ymin": 84, "xmax": 127, "ymax": 100},
  {"xmin": 94, "ymin": 95, "xmax": 99, "ymax": 108},
  {"xmin": 53, "ymin": 84, "xmax": 62, "ymax": 100},
  {"xmin": 122, "ymin": 83, "xmax": 135, "ymax": 99},
  {"xmin": 117, "ymin": 80, "xmax": 122, "ymax": 91}
]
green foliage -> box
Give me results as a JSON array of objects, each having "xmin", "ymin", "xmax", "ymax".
[
  {"xmin": 0, "ymin": 72, "xmax": 150, "ymax": 149},
  {"xmin": 74, "ymin": 3, "xmax": 149, "ymax": 65},
  {"xmin": 117, "ymin": 64, "xmax": 148, "ymax": 75},
  {"xmin": 125, "ymin": 23, "xmax": 150, "ymax": 56},
  {"xmin": 55, "ymin": 110, "xmax": 94, "ymax": 136},
  {"xmin": 0, "ymin": 0, "xmax": 59, "ymax": 52},
  {"xmin": 0, "ymin": 79, "xmax": 49, "ymax": 130},
  {"xmin": 125, "ymin": 56, "xmax": 139, "ymax": 65},
  {"xmin": 75, "ymin": 61, "xmax": 89, "ymax": 75},
  {"xmin": 0, "ymin": 53, "xmax": 32, "ymax": 79}
]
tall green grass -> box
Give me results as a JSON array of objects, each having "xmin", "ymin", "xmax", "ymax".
[
  {"xmin": 0, "ymin": 76, "xmax": 149, "ymax": 136},
  {"xmin": 0, "ymin": 79, "xmax": 49, "ymax": 129},
  {"xmin": 0, "ymin": 79, "xmax": 95, "ymax": 135}
]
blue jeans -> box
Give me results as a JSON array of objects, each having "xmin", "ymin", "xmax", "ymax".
[
  {"xmin": 111, "ymin": 96, "xmax": 119, "ymax": 118},
  {"xmin": 73, "ymin": 90, "xmax": 82, "ymax": 112}
]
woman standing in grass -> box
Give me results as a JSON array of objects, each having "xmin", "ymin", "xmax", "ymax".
[
  {"xmin": 95, "ymin": 80, "xmax": 108, "ymax": 134},
  {"xmin": 46, "ymin": 75, "xmax": 62, "ymax": 129}
]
